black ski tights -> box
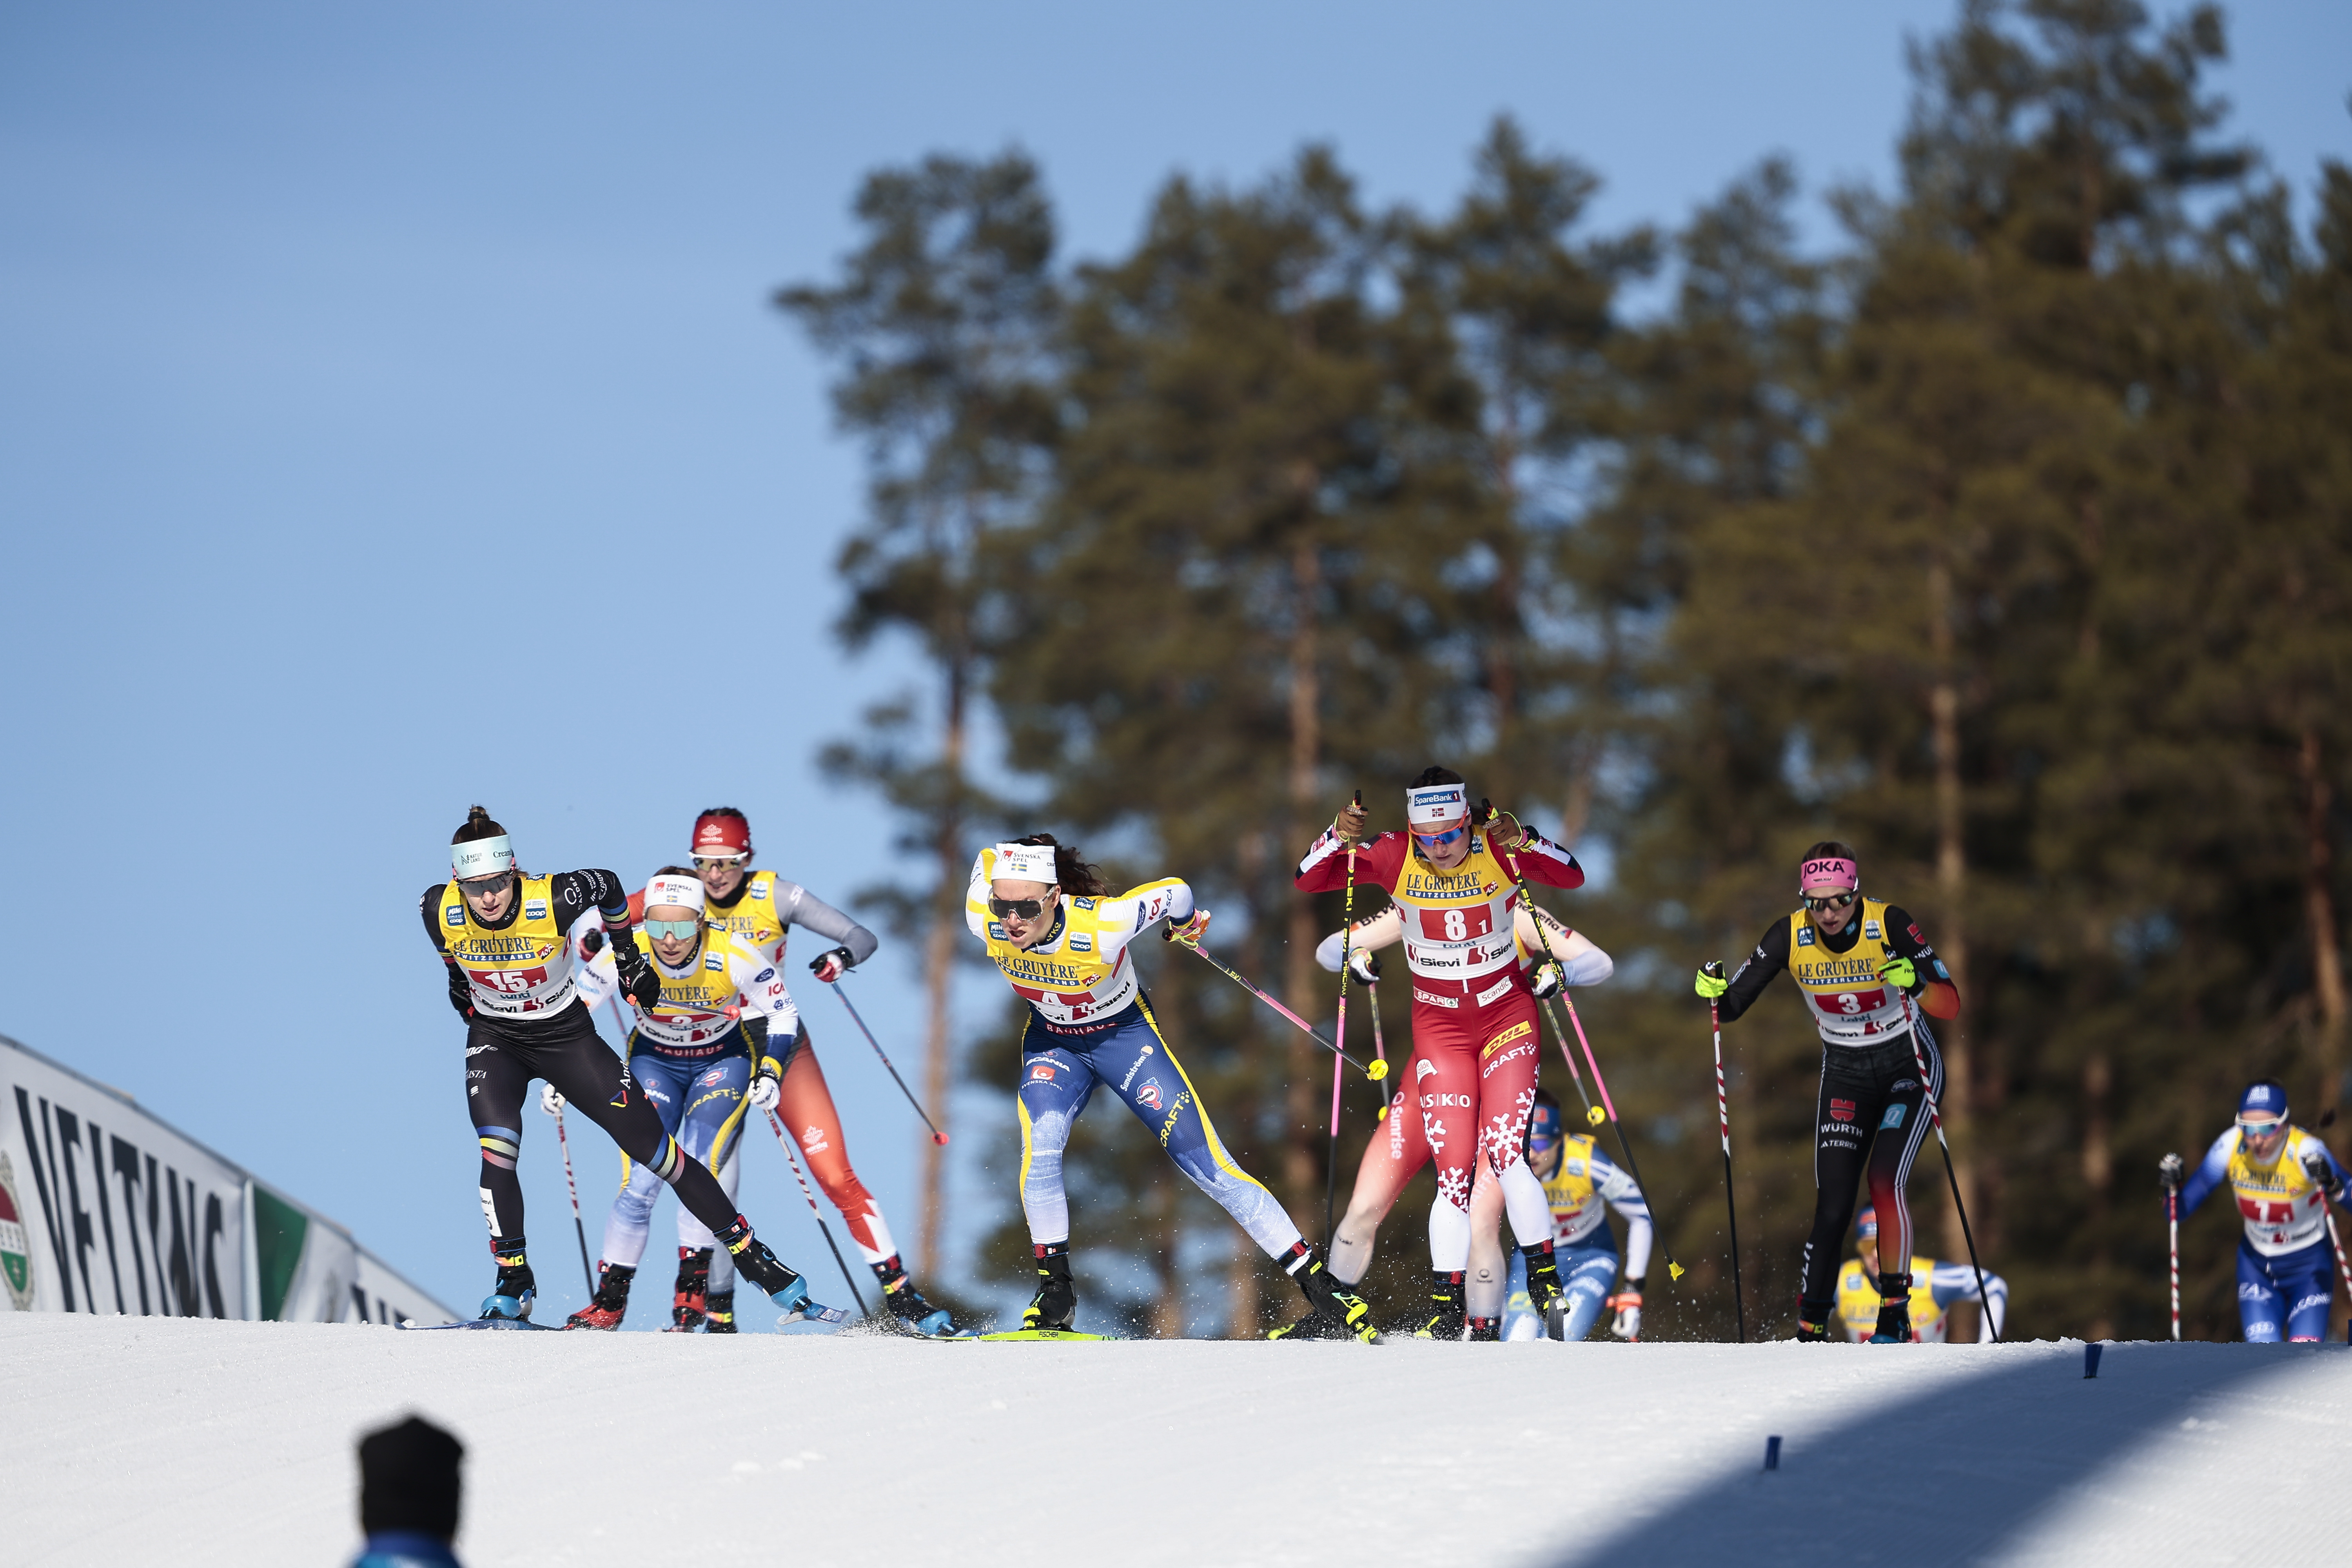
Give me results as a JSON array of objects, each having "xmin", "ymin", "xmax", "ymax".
[{"xmin": 1798, "ymin": 1030, "xmax": 1941, "ymax": 1311}]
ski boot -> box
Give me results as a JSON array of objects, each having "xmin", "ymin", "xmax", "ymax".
[
  {"xmin": 702, "ymin": 1289, "xmax": 737, "ymax": 1334},
  {"xmin": 666, "ymin": 1248, "xmax": 712, "ymax": 1333},
  {"xmin": 1024, "ymin": 1242, "xmax": 1076, "ymax": 1331},
  {"xmin": 719, "ymin": 1219, "xmax": 816, "ymax": 1318},
  {"xmin": 1278, "ymin": 1241, "xmax": 1378, "ymax": 1343},
  {"xmin": 479, "ymin": 1242, "xmax": 535, "ymax": 1321},
  {"xmin": 1412, "ymin": 1270, "xmax": 1468, "ymax": 1340},
  {"xmin": 1794, "ymin": 1297, "xmax": 1836, "ymax": 1341},
  {"xmin": 873, "ymin": 1254, "xmax": 959, "ymax": 1337},
  {"xmin": 1467, "ymin": 1316, "xmax": 1502, "ymax": 1342},
  {"xmin": 1868, "ymin": 1274, "xmax": 1916, "ymax": 1343},
  {"xmin": 1521, "ymin": 1240, "xmax": 1567, "ymax": 1322},
  {"xmin": 564, "ymin": 1262, "xmax": 634, "ymax": 1330}
]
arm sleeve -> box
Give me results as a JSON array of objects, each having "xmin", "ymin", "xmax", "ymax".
[
  {"xmin": 1503, "ymin": 830, "xmax": 1585, "ymax": 891},
  {"xmin": 1882, "ymin": 905, "xmax": 1961, "ymax": 1020},
  {"xmin": 2178, "ymin": 1129, "xmax": 2236, "ymax": 1219},
  {"xmin": 1316, "ymin": 906, "xmax": 1405, "ymax": 972},
  {"xmin": 733, "ymin": 945, "xmax": 802, "ymax": 1041},
  {"xmin": 553, "ymin": 869, "xmax": 633, "ymax": 943},
  {"xmin": 1094, "ymin": 878, "xmax": 1194, "ymax": 965},
  {"xmin": 1714, "ymin": 920, "xmax": 1791, "ymax": 1024},
  {"xmin": 1514, "ymin": 906, "xmax": 1612, "ymax": 985},
  {"xmin": 420, "ymin": 885, "xmax": 452, "ymax": 953},
  {"xmin": 1926, "ymin": 1262, "xmax": 2007, "ymax": 1340},
  {"xmin": 773, "ymin": 880, "xmax": 880, "ymax": 967},
  {"xmin": 1296, "ymin": 828, "xmax": 1406, "ymax": 893},
  {"xmin": 1591, "ymin": 1148, "xmax": 1653, "ymax": 1279}
]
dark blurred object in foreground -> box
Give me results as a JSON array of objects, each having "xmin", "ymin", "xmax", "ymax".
[{"xmin": 352, "ymin": 1415, "xmax": 464, "ymax": 1568}]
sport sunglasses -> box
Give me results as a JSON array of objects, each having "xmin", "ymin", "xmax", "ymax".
[
  {"xmin": 987, "ymin": 897, "xmax": 1053, "ymax": 920},
  {"xmin": 1802, "ymin": 890, "xmax": 1858, "ymax": 912},
  {"xmin": 642, "ymin": 917, "xmax": 703, "ymax": 942},
  {"xmin": 1412, "ymin": 824, "xmax": 1468, "ymax": 848}
]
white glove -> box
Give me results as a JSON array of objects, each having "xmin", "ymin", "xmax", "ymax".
[
  {"xmin": 1529, "ymin": 961, "xmax": 1564, "ymax": 998},
  {"xmin": 540, "ymin": 1083, "xmax": 566, "ymax": 1116},
  {"xmin": 1609, "ymin": 1287, "xmax": 1642, "ymax": 1341},
  {"xmin": 1348, "ymin": 949, "xmax": 1381, "ymax": 984},
  {"xmin": 748, "ymin": 1061, "xmax": 782, "ymax": 1111}
]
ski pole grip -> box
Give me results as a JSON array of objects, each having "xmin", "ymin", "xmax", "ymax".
[{"xmin": 1704, "ymin": 960, "xmax": 1724, "ymax": 980}]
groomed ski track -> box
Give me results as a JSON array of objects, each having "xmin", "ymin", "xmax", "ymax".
[{"xmin": 7, "ymin": 1316, "xmax": 2345, "ymax": 1566}]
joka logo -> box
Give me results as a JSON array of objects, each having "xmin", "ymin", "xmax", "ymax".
[
  {"xmin": 0, "ymin": 1151, "xmax": 32, "ymax": 1310},
  {"xmin": 1136, "ymin": 1080, "xmax": 1164, "ymax": 1112},
  {"xmin": 1829, "ymin": 1099, "xmax": 1857, "ymax": 1124}
]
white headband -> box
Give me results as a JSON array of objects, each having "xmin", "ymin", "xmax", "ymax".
[
  {"xmin": 991, "ymin": 842, "xmax": 1059, "ymax": 884},
  {"xmin": 451, "ymin": 836, "xmax": 515, "ymax": 881},
  {"xmin": 1405, "ymin": 784, "xmax": 1469, "ymax": 828},
  {"xmin": 643, "ymin": 874, "xmax": 704, "ymax": 915}
]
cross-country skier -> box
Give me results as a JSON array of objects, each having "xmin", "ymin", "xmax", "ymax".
[
  {"xmin": 421, "ymin": 807, "xmax": 819, "ymax": 1322},
  {"xmin": 970, "ymin": 835, "xmax": 1376, "ymax": 1340},
  {"xmin": 1830, "ymin": 1202, "xmax": 2007, "ymax": 1342},
  {"xmin": 1272, "ymin": 901, "xmax": 1612, "ymax": 1339},
  {"xmin": 1691, "ymin": 840, "xmax": 1960, "ymax": 1343},
  {"xmin": 2161, "ymin": 1080, "xmax": 2352, "ymax": 1343},
  {"xmin": 557, "ymin": 869, "xmax": 808, "ymax": 1332},
  {"xmin": 1499, "ymin": 1089, "xmax": 1653, "ymax": 1341},
  {"xmin": 635, "ymin": 809, "xmax": 952, "ymax": 1334},
  {"xmin": 1296, "ymin": 768, "xmax": 1588, "ymax": 1339}
]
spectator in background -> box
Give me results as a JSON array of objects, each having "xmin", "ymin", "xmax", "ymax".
[{"xmin": 352, "ymin": 1416, "xmax": 464, "ymax": 1568}]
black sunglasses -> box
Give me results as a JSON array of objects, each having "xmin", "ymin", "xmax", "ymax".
[
  {"xmin": 988, "ymin": 897, "xmax": 1051, "ymax": 920},
  {"xmin": 1802, "ymin": 890, "xmax": 1858, "ymax": 912}
]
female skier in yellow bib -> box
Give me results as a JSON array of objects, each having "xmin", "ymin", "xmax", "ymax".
[{"xmin": 970, "ymin": 835, "xmax": 1375, "ymax": 1340}]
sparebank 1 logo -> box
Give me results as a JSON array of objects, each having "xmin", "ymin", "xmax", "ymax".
[{"xmin": 0, "ymin": 1151, "xmax": 32, "ymax": 1310}]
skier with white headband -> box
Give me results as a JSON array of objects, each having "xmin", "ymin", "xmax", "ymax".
[
  {"xmin": 970, "ymin": 833, "xmax": 1376, "ymax": 1340},
  {"xmin": 1693, "ymin": 838, "xmax": 1960, "ymax": 1342},
  {"xmin": 1296, "ymin": 767, "xmax": 1588, "ymax": 1339},
  {"xmin": 420, "ymin": 806, "xmax": 825, "ymax": 1324},
  {"xmin": 2161, "ymin": 1080, "xmax": 2352, "ymax": 1342}
]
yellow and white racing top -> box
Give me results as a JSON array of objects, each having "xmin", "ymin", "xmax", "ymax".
[
  {"xmin": 963, "ymin": 846, "xmax": 1192, "ymax": 1030},
  {"xmin": 577, "ymin": 927, "xmax": 799, "ymax": 1057}
]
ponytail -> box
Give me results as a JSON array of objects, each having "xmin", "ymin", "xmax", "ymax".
[
  {"xmin": 452, "ymin": 805, "xmax": 506, "ymax": 845},
  {"xmin": 1010, "ymin": 833, "xmax": 1111, "ymax": 898}
]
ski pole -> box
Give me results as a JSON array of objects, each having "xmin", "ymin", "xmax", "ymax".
[
  {"xmin": 1170, "ymin": 936, "xmax": 1381, "ymax": 1077},
  {"xmin": 1326, "ymin": 796, "xmax": 1360, "ymax": 1246},
  {"xmin": 830, "ymin": 982, "xmax": 950, "ymax": 1145},
  {"xmin": 1532, "ymin": 970, "xmax": 1598, "ymax": 1125},
  {"xmin": 765, "ymin": 1106, "xmax": 870, "ymax": 1315},
  {"xmin": 551, "ymin": 1105, "xmax": 595, "ymax": 1296},
  {"xmin": 1896, "ymin": 988, "xmax": 1998, "ymax": 1341},
  {"xmin": 1368, "ymin": 977, "xmax": 1390, "ymax": 1121},
  {"xmin": 2167, "ymin": 1187, "xmax": 2181, "ymax": 1341},
  {"xmin": 1483, "ymin": 802, "xmax": 1682, "ymax": 1283},
  {"xmin": 1703, "ymin": 961, "xmax": 1747, "ymax": 1343}
]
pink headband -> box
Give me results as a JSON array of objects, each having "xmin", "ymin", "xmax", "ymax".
[{"xmin": 1799, "ymin": 856, "xmax": 1858, "ymax": 891}]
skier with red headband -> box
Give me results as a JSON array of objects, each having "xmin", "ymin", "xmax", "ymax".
[
  {"xmin": 1295, "ymin": 767, "xmax": 1588, "ymax": 1339},
  {"xmin": 1693, "ymin": 839, "xmax": 1960, "ymax": 1342}
]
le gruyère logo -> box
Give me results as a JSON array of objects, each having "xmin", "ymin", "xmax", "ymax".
[{"xmin": 0, "ymin": 1152, "xmax": 33, "ymax": 1309}]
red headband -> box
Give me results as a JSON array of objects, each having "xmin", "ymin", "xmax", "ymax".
[{"xmin": 692, "ymin": 813, "xmax": 751, "ymax": 858}]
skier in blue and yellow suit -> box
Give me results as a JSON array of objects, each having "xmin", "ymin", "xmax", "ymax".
[
  {"xmin": 969, "ymin": 835, "xmax": 1375, "ymax": 1340},
  {"xmin": 2164, "ymin": 1079, "xmax": 2352, "ymax": 1343}
]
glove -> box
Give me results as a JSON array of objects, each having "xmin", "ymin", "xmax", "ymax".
[
  {"xmin": 1530, "ymin": 961, "xmax": 1564, "ymax": 999},
  {"xmin": 2303, "ymin": 1149, "xmax": 2343, "ymax": 1203},
  {"xmin": 1878, "ymin": 954, "xmax": 1919, "ymax": 992},
  {"xmin": 612, "ymin": 936, "xmax": 661, "ymax": 1011},
  {"xmin": 2158, "ymin": 1152, "xmax": 2184, "ymax": 1193},
  {"xmin": 1348, "ymin": 949, "xmax": 1382, "ymax": 984},
  {"xmin": 540, "ymin": 1083, "xmax": 566, "ymax": 1116},
  {"xmin": 1165, "ymin": 909, "xmax": 1212, "ymax": 947},
  {"xmin": 444, "ymin": 959, "xmax": 475, "ymax": 1020},
  {"xmin": 1333, "ymin": 796, "xmax": 1368, "ymax": 845},
  {"xmin": 1483, "ymin": 807, "xmax": 1528, "ymax": 853},
  {"xmin": 748, "ymin": 1056, "xmax": 782, "ymax": 1111},
  {"xmin": 808, "ymin": 946, "xmax": 854, "ymax": 983},
  {"xmin": 1608, "ymin": 1285, "xmax": 1643, "ymax": 1341},
  {"xmin": 1693, "ymin": 967, "xmax": 1728, "ymax": 1000},
  {"xmin": 578, "ymin": 928, "xmax": 605, "ymax": 959}
]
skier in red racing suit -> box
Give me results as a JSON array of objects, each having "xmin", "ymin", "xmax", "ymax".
[{"xmin": 1294, "ymin": 766, "xmax": 1586, "ymax": 1338}]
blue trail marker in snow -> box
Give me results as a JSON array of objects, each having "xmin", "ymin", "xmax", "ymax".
[
  {"xmin": 1763, "ymin": 1436, "xmax": 1782, "ymax": 1471},
  {"xmin": 2084, "ymin": 1343, "xmax": 2103, "ymax": 1379}
]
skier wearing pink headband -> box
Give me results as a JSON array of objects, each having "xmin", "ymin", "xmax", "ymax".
[{"xmin": 1692, "ymin": 839, "xmax": 1962, "ymax": 1343}]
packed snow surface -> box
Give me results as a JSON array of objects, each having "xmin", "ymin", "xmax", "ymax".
[{"xmin": 5, "ymin": 1314, "xmax": 2345, "ymax": 1566}]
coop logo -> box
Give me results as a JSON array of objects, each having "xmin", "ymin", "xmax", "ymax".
[{"xmin": 0, "ymin": 1152, "xmax": 33, "ymax": 1310}]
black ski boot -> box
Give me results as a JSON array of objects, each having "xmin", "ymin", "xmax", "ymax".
[
  {"xmin": 666, "ymin": 1247, "xmax": 711, "ymax": 1333},
  {"xmin": 1413, "ymin": 1270, "xmax": 1468, "ymax": 1340},
  {"xmin": 1794, "ymin": 1296, "xmax": 1836, "ymax": 1341},
  {"xmin": 702, "ymin": 1289, "xmax": 737, "ymax": 1334},
  {"xmin": 873, "ymin": 1254, "xmax": 958, "ymax": 1337},
  {"xmin": 1276, "ymin": 1241, "xmax": 1377, "ymax": 1343},
  {"xmin": 479, "ymin": 1240, "xmax": 535, "ymax": 1321},
  {"xmin": 1521, "ymin": 1240, "xmax": 1566, "ymax": 1318},
  {"xmin": 564, "ymin": 1262, "xmax": 634, "ymax": 1330},
  {"xmin": 1868, "ymin": 1274, "xmax": 1915, "ymax": 1343},
  {"xmin": 1467, "ymin": 1316, "xmax": 1502, "ymax": 1341},
  {"xmin": 719, "ymin": 1219, "xmax": 817, "ymax": 1318},
  {"xmin": 1024, "ymin": 1242, "xmax": 1076, "ymax": 1331}
]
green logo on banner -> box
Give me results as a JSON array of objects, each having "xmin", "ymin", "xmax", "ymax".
[{"xmin": 0, "ymin": 1152, "xmax": 33, "ymax": 1308}]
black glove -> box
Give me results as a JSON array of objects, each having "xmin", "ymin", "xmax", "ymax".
[
  {"xmin": 2303, "ymin": 1149, "xmax": 2343, "ymax": 1203},
  {"xmin": 611, "ymin": 934, "xmax": 661, "ymax": 1011},
  {"xmin": 579, "ymin": 928, "xmax": 605, "ymax": 959},
  {"xmin": 444, "ymin": 958, "xmax": 474, "ymax": 1020},
  {"xmin": 809, "ymin": 946, "xmax": 855, "ymax": 983},
  {"xmin": 2158, "ymin": 1152, "xmax": 2184, "ymax": 1193}
]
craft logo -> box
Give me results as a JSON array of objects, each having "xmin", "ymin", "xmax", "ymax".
[
  {"xmin": 1829, "ymin": 1098, "xmax": 1857, "ymax": 1124},
  {"xmin": 0, "ymin": 1152, "xmax": 31, "ymax": 1309},
  {"xmin": 1136, "ymin": 1080, "xmax": 1164, "ymax": 1112}
]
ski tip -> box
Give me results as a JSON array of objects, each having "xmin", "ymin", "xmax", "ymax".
[
  {"xmin": 773, "ymin": 1301, "xmax": 851, "ymax": 1329},
  {"xmin": 964, "ymin": 1328, "xmax": 1116, "ymax": 1342}
]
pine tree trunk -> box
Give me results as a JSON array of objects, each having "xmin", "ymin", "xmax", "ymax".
[
  {"xmin": 2302, "ymin": 726, "xmax": 2346, "ymax": 1145},
  {"xmin": 1283, "ymin": 532, "xmax": 1325, "ymax": 1231},
  {"xmin": 918, "ymin": 661, "xmax": 965, "ymax": 1274},
  {"xmin": 1228, "ymin": 1242, "xmax": 1263, "ymax": 1339},
  {"xmin": 1927, "ymin": 557, "xmax": 1978, "ymax": 1269}
]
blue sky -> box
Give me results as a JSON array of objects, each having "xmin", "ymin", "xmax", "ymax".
[{"xmin": 3, "ymin": 2, "xmax": 2345, "ymax": 1325}]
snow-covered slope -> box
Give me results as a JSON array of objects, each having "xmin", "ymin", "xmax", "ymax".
[{"xmin": 6, "ymin": 1315, "xmax": 2344, "ymax": 1566}]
